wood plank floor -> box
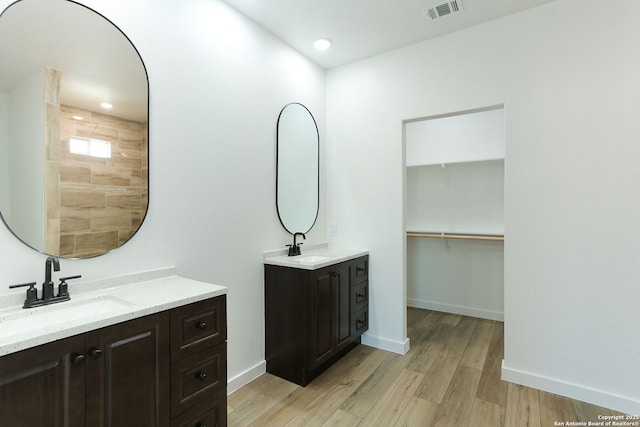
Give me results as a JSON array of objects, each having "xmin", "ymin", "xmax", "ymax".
[{"xmin": 228, "ymin": 308, "xmax": 625, "ymax": 426}]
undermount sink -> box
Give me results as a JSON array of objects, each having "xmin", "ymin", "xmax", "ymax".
[
  {"xmin": 264, "ymin": 246, "xmax": 369, "ymax": 270},
  {"xmin": 0, "ymin": 295, "xmax": 135, "ymax": 340},
  {"xmin": 288, "ymin": 254, "xmax": 333, "ymax": 264}
]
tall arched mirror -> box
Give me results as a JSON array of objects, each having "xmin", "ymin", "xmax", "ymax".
[
  {"xmin": 276, "ymin": 103, "xmax": 319, "ymax": 235},
  {"xmin": 0, "ymin": 0, "xmax": 149, "ymax": 258}
]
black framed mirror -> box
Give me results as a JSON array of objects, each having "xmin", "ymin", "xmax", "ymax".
[
  {"xmin": 0, "ymin": 0, "xmax": 149, "ymax": 258},
  {"xmin": 276, "ymin": 103, "xmax": 319, "ymax": 235}
]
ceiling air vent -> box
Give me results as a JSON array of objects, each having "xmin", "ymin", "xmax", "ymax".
[{"xmin": 423, "ymin": 0, "xmax": 463, "ymax": 20}]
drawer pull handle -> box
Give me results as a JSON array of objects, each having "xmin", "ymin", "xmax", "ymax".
[
  {"xmin": 196, "ymin": 423, "xmax": 207, "ymax": 427},
  {"xmin": 356, "ymin": 319, "xmax": 365, "ymax": 327},
  {"xmin": 356, "ymin": 266, "xmax": 366, "ymax": 273},
  {"xmin": 72, "ymin": 353, "xmax": 86, "ymax": 366},
  {"xmin": 196, "ymin": 372, "xmax": 207, "ymax": 382},
  {"xmin": 196, "ymin": 321, "xmax": 207, "ymax": 330},
  {"xmin": 356, "ymin": 292, "xmax": 365, "ymax": 299}
]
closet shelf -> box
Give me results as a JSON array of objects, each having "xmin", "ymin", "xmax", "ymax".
[
  {"xmin": 406, "ymin": 157, "xmax": 505, "ymax": 168},
  {"xmin": 407, "ymin": 231, "xmax": 504, "ymax": 242}
]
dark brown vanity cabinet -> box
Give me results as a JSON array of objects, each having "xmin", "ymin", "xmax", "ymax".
[
  {"xmin": 265, "ymin": 255, "xmax": 369, "ymax": 386},
  {"xmin": 0, "ymin": 295, "xmax": 227, "ymax": 427}
]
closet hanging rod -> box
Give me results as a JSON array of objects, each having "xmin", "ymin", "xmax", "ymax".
[{"xmin": 407, "ymin": 232, "xmax": 504, "ymax": 242}]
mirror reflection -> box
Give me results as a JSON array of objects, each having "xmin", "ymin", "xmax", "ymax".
[
  {"xmin": 0, "ymin": 0, "xmax": 149, "ymax": 258},
  {"xmin": 276, "ymin": 103, "xmax": 319, "ymax": 235}
]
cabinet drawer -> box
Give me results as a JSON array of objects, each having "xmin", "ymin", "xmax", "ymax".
[
  {"xmin": 170, "ymin": 389, "xmax": 227, "ymax": 427},
  {"xmin": 353, "ymin": 309, "xmax": 368, "ymax": 335},
  {"xmin": 351, "ymin": 282, "xmax": 368, "ymax": 312},
  {"xmin": 171, "ymin": 343, "xmax": 227, "ymax": 417},
  {"xmin": 351, "ymin": 257, "xmax": 368, "ymax": 284},
  {"xmin": 171, "ymin": 296, "xmax": 226, "ymax": 361}
]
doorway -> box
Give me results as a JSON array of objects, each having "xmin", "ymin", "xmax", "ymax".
[{"xmin": 404, "ymin": 105, "xmax": 505, "ymax": 322}]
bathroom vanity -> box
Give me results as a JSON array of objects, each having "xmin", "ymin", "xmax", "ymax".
[
  {"xmin": 0, "ymin": 268, "xmax": 227, "ymax": 427},
  {"xmin": 264, "ymin": 249, "xmax": 368, "ymax": 386}
]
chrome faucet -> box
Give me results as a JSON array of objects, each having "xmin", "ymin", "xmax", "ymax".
[
  {"xmin": 42, "ymin": 256, "xmax": 60, "ymax": 300},
  {"xmin": 287, "ymin": 232, "xmax": 306, "ymax": 256}
]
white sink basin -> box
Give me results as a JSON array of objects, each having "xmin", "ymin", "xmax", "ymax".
[
  {"xmin": 288, "ymin": 254, "xmax": 333, "ymax": 264},
  {"xmin": 0, "ymin": 295, "xmax": 135, "ymax": 340}
]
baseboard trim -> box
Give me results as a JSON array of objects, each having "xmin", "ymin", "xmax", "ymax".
[
  {"xmin": 227, "ymin": 360, "xmax": 266, "ymax": 395},
  {"xmin": 407, "ymin": 298, "xmax": 504, "ymax": 322},
  {"xmin": 501, "ymin": 360, "xmax": 640, "ymax": 415},
  {"xmin": 361, "ymin": 333, "xmax": 410, "ymax": 355}
]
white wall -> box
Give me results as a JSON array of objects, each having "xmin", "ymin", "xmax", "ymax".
[
  {"xmin": 407, "ymin": 237, "xmax": 504, "ymax": 319},
  {"xmin": 0, "ymin": 0, "xmax": 326, "ymax": 393},
  {"xmin": 406, "ymin": 161, "xmax": 504, "ymax": 234},
  {"xmin": 6, "ymin": 68, "xmax": 45, "ymax": 249},
  {"xmin": 327, "ymin": 0, "xmax": 640, "ymax": 414},
  {"xmin": 406, "ymin": 107, "xmax": 505, "ymax": 166},
  {"xmin": 406, "ymin": 161, "xmax": 505, "ymax": 321}
]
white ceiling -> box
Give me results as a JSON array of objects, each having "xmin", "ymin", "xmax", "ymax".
[{"xmin": 222, "ymin": 0, "xmax": 557, "ymax": 69}]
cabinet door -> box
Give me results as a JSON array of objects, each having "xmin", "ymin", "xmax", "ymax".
[
  {"xmin": 334, "ymin": 263, "xmax": 352, "ymax": 350},
  {"xmin": 310, "ymin": 269, "xmax": 334, "ymax": 368},
  {"xmin": 85, "ymin": 312, "xmax": 170, "ymax": 427},
  {"xmin": 310, "ymin": 263, "xmax": 353, "ymax": 368},
  {"xmin": 0, "ymin": 335, "xmax": 86, "ymax": 427}
]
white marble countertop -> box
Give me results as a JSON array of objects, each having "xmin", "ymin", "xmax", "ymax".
[
  {"xmin": 0, "ymin": 267, "xmax": 226, "ymax": 357},
  {"xmin": 264, "ymin": 243, "xmax": 368, "ymax": 270}
]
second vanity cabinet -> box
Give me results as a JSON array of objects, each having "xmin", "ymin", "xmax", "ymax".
[
  {"xmin": 0, "ymin": 295, "xmax": 227, "ymax": 427},
  {"xmin": 265, "ymin": 255, "xmax": 369, "ymax": 386}
]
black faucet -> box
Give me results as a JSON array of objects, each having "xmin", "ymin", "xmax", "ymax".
[
  {"xmin": 42, "ymin": 256, "xmax": 60, "ymax": 300},
  {"xmin": 287, "ymin": 232, "xmax": 306, "ymax": 256},
  {"xmin": 8, "ymin": 256, "xmax": 81, "ymax": 308}
]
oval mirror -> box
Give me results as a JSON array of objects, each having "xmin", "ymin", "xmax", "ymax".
[
  {"xmin": 276, "ymin": 103, "xmax": 319, "ymax": 235},
  {"xmin": 0, "ymin": 0, "xmax": 149, "ymax": 258}
]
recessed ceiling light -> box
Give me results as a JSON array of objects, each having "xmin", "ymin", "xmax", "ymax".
[
  {"xmin": 313, "ymin": 38, "xmax": 332, "ymax": 51},
  {"xmin": 100, "ymin": 102, "xmax": 113, "ymax": 110}
]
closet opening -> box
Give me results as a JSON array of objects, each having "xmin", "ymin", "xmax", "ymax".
[{"xmin": 403, "ymin": 104, "xmax": 505, "ymax": 335}]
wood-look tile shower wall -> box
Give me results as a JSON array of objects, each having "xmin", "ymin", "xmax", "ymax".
[{"xmin": 56, "ymin": 106, "xmax": 148, "ymax": 258}]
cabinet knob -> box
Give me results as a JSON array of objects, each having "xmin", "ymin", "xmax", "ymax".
[
  {"xmin": 196, "ymin": 321, "xmax": 207, "ymax": 330},
  {"xmin": 72, "ymin": 353, "xmax": 86, "ymax": 366},
  {"xmin": 89, "ymin": 348, "xmax": 103, "ymax": 359},
  {"xmin": 196, "ymin": 372, "xmax": 207, "ymax": 382}
]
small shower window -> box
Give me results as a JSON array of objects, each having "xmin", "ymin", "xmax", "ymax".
[{"xmin": 69, "ymin": 137, "xmax": 111, "ymax": 158}]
